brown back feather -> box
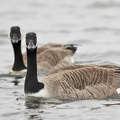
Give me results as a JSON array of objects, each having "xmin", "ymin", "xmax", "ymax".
[
  {"xmin": 37, "ymin": 48, "xmax": 73, "ymax": 71},
  {"xmin": 23, "ymin": 43, "xmax": 74, "ymax": 71},
  {"xmin": 47, "ymin": 64, "xmax": 120, "ymax": 76},
  {"xmin": 44, "ymin": 67, "xmax": 120, "ymax": 99}
]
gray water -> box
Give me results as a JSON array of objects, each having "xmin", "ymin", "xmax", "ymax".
[{"xmin": 0, "ymin": 0, "xmax": 120, "ymax": 120}]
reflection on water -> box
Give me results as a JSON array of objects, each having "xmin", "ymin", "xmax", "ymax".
[
  {"xmin": 88, "ymin": 1, "xmax": 120, "ymax": 8},
  {"xmin": 1, "ymin": 0, "xmax": 120, "ymax": 120},
  {"xmin": 104, "ymin": 103, "xmax": 120, "ymax": 107},
  {"xmin": 11, "ymin": 80, "xmax": 19, "ymax": 86},
  {"xmin": 25, "ymin": 97, "xmax": 45, "ymax": 109}
]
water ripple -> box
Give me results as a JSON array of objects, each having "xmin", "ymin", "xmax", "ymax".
[{"xmin": 88, "ymin": 1, "xmax": 120, "ymax": 8}]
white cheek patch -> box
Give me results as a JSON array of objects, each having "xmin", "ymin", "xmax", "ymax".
[
  {"xmin": 71, "ymin": 57, "xmax": 75, "ymax": 63},
  {"xmin": 8, "ymin": 32, "xmax": 22, "ymax": 40},
  {"xmin": 116, "ymin": 88, "xmax": 120, "ymax": 94},
  {"xmin": 20, "ymin": 32, "xmax": 22, "ymax": 40},
  {"xmin": 8, "ymin": 32, "xmax": 10, "ymax": 39}
]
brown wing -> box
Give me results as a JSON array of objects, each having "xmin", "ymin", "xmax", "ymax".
[
  {"xmin": 47, "ymin": 64, "xmax": 120, "ymax": 76},
  {"xmin": 98, "ymin": 64, "xmax": 120, "ymax": 69},
  {"xmin": 22, "ymin": 43, "xmax": 75, "ymax": 71},
  {"xmin": 37, "ymin": 43, "xmax": 64, "ymax": 54},
  {"xmin": 37, "ymin": 48, "xmax": 73, "ymax": 71},
  {"xmin": 46, "ymin": 64, "xmax": 95, "ymax": 76},
  {"xmin": 45, "ymin": 67, "xmax": 120, "ymax": 99}
]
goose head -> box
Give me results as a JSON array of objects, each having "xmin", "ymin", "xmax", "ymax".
[
  {"xmin": 26, "ymin": 32, "xmax": 37, "ymax": 51},
  {"xmin": 9, "ymin": 26, "xmax": 21, "ymax": 44}
]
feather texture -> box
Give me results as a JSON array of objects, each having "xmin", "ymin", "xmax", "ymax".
[
  {"xmin": 40, "ymin": 67, "xmax": 120, "ymax": 99},
  {"xmin": 23, "ymin": 43, "xmax": 76, "ymax": 71},
  {"xmin": 46, "ymin": 64, "xmax": 120, "ymax": 76}
]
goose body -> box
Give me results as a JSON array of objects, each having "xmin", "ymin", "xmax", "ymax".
[
  {"xmin": 23, "ymin": 44, "xmax": 76, "ymax": 71},
  {"xmin": 27, "ymin": 66, "xmax": 120, "ymax": 99},
  {"xmin": 35, "ymin": 67, "xmax": 120, "ymax": 99},
  {"xmin": 25, "ymin": 32, "xmax": 120, "ymax": 99}
]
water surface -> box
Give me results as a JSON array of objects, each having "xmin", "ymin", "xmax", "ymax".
[{"xmin": 0, "ymin": 0, "xmax": 120, "ymax": 120}]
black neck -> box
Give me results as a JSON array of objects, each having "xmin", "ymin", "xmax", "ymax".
[
  {"xmin": 25, "ymin": 48, "xmax": 44, "ymax": 94},
  {"xmin": 12, "ymin": 40, "xmax": 26, "ymax": 71}
]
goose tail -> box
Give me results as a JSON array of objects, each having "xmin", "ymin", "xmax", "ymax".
[{"xmin": 64, "ymin": 44, "xmax": 80, "ymax": 54}]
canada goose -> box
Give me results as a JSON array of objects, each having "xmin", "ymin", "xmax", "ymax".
[
  {"xmin": 9, "ymin": 26, "xmax": 77, "ymax": 75},
  {"xmin": 9, "ymin": 26, "xmax": 27, "ymax": 75},
  {"xmin": 25, "ymin": 32, "xmax": 120, "ymax": 99}
]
